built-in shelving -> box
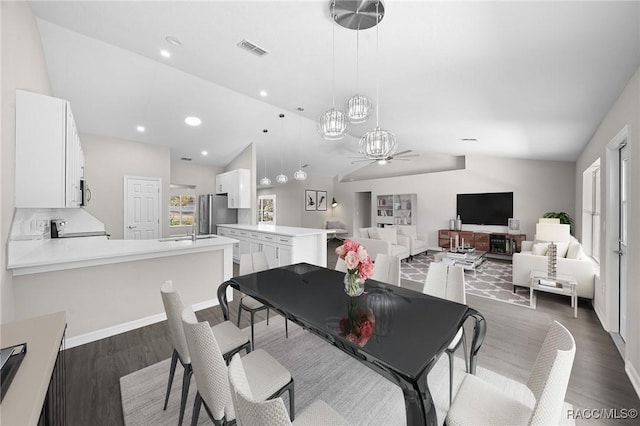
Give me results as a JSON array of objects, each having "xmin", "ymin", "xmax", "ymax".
[{"xmin": 376, "ymin": 194, "xmax": 417, "ymax": 227}]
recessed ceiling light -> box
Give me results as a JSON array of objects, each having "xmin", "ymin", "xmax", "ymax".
[
  {"xmin": 185, "ymin": 116, "xmax": 202, "ymax": 126},
  {"xmin": 201, "ymin": 150, "xmax": 208, "ymax": 156},
  {"xmin": 160, "ymin": 49, "xmax": 171, "ymax": 58},
  {"xmin": 136, "ymin": 125, "xmax": 145, "ymax": 133},
  {"xmin": 165, "ymin": 36, "xmax": 182, "ymax": 46},
  {"xmin": 260, "ymin": 90, "xmax": 267, "ymax": 97}
]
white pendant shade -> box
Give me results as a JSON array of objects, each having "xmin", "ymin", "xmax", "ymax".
[
  {"xmin": 259, "ymin": 176, "xmax": 271, "ymax": 186},
  {"xmin": 294, "ymin": 169, "xmax": 307, "ymax": 180},
  {"xmin": 317, "ymin": 108, "xmax": 349, "ymax": 140},
  {"xmin": 276, "ymin": 173, "xmax": 288, "ymax": 184},
  {"xmin": 359, "ymin": 127, "xmax": 397, "ymax": 160},
  {"xmin": 346, "ymin": 94, "xmax": 373, "ymax": 124}
]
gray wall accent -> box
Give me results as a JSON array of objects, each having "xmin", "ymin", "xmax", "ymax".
[
  {"xmin": 81, "ymin": 133, "xmax": 171, "ymax": 239},
  {"xmin": 576, "ymin": 66, "xmax": 639, "ymax": 388},
  {"xmin": 1, "ymin": 1, "xmax": 54, "ymax": 324},
  {"xmin": 335, "ymin": 155, "xmax": 576, "ymax": 248},
  {"xmin": 257, "ymin": 175, "xmax": 336, "ymax": 229}
]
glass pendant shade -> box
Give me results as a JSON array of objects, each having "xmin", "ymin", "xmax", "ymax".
[
  {"xmin": 346, "ymin": 94, "xmax": 373, "ymax": 123},
  {"xmin": 276, "ymin": 173, "xmax": 288, "ymax": 184},
  {"xmin": 294, "ymin": 169, "xmax": 307, "ymax": 180},
  {"xmin": 359, "ymin": 127, "xmax": 397, "ymax": 160},
  {"xmin": 317, "ymin": 108, "xmax": 349, "ymax": 140},
  {"xmin": 259, "ymin": 176, "xmax": 271, "ymax": 186}
]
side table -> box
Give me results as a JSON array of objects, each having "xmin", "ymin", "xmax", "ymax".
[{"xmin": 530, "ymin": 270, "xmax": 578, "ymax": 318}]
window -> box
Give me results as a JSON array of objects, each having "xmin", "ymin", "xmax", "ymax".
[
  {"xmin": 170, "ymin": 194, "xmax": 196, "ymax": 227},
  {"xmin": 581, "ymin": 159, "xmax": 600, "ymax": 262},
  {"xmin": 258, "ymin": 195, "xmax": 276, "ymax": 224}
]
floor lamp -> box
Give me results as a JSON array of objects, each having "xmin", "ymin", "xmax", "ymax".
[{"xmin": 535, "ymin": 223, "xmax": 570, "ymax": 278}]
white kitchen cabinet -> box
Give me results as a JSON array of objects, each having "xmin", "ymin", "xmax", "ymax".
[
  {"xmin": 217, "ymin": 225, "xmax": 325, "ymax": 268},
  {"xmin": 15, "ymin": 90, "xmax": 85, "ymax": 208},
  {"xmin": 214, "ymin": 169, "xmax": 251, "ymax": 208}
]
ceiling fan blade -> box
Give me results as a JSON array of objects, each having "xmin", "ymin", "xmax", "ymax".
[
  {"xmin": 396, "ymin": 153, "xmax": 420, "ymax": 158},
  {"xmin": 351, "ymin": 159, "xmax": 374, "ymax": 164},
  {"xmin": 393, "ymin": 149, "xmax": 413, "ymax": 156}
]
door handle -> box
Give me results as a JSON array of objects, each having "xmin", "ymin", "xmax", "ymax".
[
  {"xmin": 614, "ymin": 250, "xmax": 624, "ymax": 256},
  {"xmin": 128, "ymin": 225, "xmax": 137, "ymax": 229},
  {"xmin": 276, "ymin": 247, "xmax": 279, "ymax": 259}
]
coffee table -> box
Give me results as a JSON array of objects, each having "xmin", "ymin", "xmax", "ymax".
[
  {"xmin": 530, "ymin": 270, "xmax": 578, "ymax": 318},
  {"xmin": 445, "ymin": 250, "xmax": 487, "ymax": 277}
]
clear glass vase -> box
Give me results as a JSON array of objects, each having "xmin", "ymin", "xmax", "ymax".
[{"xmin": 344, "ymin": 271, "xmax": 365, "ymax": 297}]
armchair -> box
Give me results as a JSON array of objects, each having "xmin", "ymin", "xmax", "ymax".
[{"xmin": 390, "ymin": 225, "xmax": 429, "ymax": 258}]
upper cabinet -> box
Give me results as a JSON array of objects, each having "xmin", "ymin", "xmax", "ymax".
[
  {"xmin": 15, "ymin": 90, "xmax": 85, "ymax": 208},
  {"xmin": 215, "ymin": 169, "xmax": 251, "ymax": 208}
]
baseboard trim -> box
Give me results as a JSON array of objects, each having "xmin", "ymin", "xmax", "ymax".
[
  {"xmin": 626, "ymin": 360, "xmax": 640, "ymax": 399},
  {"xmin": 64, "ymin": 298, "xmax": 219, "ymax": 349},
  {"xmin": 594, "ymin": 301, "xmax": 608, "ymax": 331}
]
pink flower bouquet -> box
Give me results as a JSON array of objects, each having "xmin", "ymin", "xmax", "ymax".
[{"xmin": 336, "ymin": 239, "xmax": 374, "ymax": 296}]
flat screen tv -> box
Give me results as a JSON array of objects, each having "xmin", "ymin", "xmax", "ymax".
[{"xmin": 456, "ymin": 192, "xmax": 513, "ymax": 226}]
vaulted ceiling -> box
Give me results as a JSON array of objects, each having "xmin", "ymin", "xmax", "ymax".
[{"xmin": 28, "ymin": 1, "xmax": 640, "ymax": 182}]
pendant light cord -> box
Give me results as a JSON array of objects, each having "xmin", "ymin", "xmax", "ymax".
[
  {"xmin": 375, "ymin": 1, "xmax": 380, "ymax": 126},
  {"xmin": 331, "ymin": 1, "xmax": 336, "ymax": 108}
]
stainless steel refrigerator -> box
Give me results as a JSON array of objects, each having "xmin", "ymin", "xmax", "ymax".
[{"xmin": 198, "ymin": 194, "xmax": 237, "ymax": 235}]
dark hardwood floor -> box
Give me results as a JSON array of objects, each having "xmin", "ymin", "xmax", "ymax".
[{"xmin": 65, "ymin": 240, "xmax": 639, "ymax": 425}]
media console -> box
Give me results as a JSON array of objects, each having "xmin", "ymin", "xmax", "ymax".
[{"xmin": 438, "ymin": 229, "xmax": 526, "ymax": 259}]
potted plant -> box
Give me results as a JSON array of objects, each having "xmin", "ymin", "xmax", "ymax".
[{"xmin": 542, "ymin": 212, "xmax": 575, "ymax": 235}]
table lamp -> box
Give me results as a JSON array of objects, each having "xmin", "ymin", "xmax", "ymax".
[{"xmin": 536, "ymin": 222, "xmax": 570, "ymax": 278}]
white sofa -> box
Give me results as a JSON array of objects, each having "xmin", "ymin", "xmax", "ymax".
[
  {"xmin": 512, "ymin": 237, "xmax": 596, "ymax": 299},
  {"xmin": 351, "ymin": 227, "xmax": 410, "ymax": 261},
  {"xmin": 389, "ymin": 225, "xmax": 429, "ymax": 258}
]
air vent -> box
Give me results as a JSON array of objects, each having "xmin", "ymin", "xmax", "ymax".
[
  {"xmin": 180, "ymin": 157, "xmax": 192, "ymax": 161},
  {"xmin": 237, "ymin": 39, "xmax": 269, "ymax": 57},
  {"xmin": 460, "ymin": 138, "xmax": 478, "ymax": 142}
]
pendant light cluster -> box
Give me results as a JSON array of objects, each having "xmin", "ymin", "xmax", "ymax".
[{"xmin": 319, "ymin": 1, "xmax": 396, "ymax": 162}]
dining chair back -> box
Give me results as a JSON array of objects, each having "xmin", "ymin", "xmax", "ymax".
[
  {"xmin": 335, "ymin": 257, "xmax": 348, "ymax": 272},
  {"xmin": 371, "ymin": 253, "xmax": 401, "ymax": 286},
  {"xmin": 182, "ymin": 305, "xmax": 236, "ymax": 425},
  {"xmin": 526, "ymin": 321, "xmax": 576, "ymax": 425},
  {"xmin": 422, "ymin": 261, "xmax": 449, "ymax": 298},
  {"xmin": 239, "ymin": 252, "xmax": 270, "ymax": 275}
]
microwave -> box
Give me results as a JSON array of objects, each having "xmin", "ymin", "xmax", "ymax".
[{"xmin": 80, "ymin": 179, "xmax": 91, "ymax": 206}]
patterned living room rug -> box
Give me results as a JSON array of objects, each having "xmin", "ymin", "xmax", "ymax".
[{"xmin": 401, "ymin": 252, "xmax": 531, "ymax": 307}]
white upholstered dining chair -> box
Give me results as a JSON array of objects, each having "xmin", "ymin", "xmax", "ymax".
[
  {"xmin": 238, "ymin": 252, "xmax": 288, "ymax": 349},
  {"xmin": 422, "ymin": 263, "xmax": 469, "ymax": 404},
  {"xmin": 371, "ymin": 253, "xmax": 401, "ymax": 286},
  {"xmin": 181, "ymin": 305, "xmax": 295, "ymax": 426},
  {"xmin": 446, "ymin": 321, "xmax": 576, "ymax": 425},
  {"xmin": 228, "ymin": 353, "xmax": 349, "ymax": 426},
  {"xmin": 160, "ymin": 280, "xmax": 250, "ymax": 426}
]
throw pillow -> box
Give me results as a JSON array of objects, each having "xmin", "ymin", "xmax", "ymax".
[
  {"xmin": 532, "ymin": 243, "xmax": 548, "ymax": 256},
  {"xmin": 359, "ymin": 228, "xmax": 371, "ymax": 238},
  {"xmin": 368, "ymin": 228, "xmax": 380, "ymax": 239},
  {"xmin": 566, "ymin": 240, "xmax": 582, "ymax": 259},
  {"xmin": 576, "ymin": 246, "xmax": 589, "ymax": 261},
  {"xmin": 376, "ymin": 227, "xmax": 398, "ymax": 244},
  {"xmin": 556, "ymin": 241, "xmax": 570, "ymax": 258},
  {"xmin": 396, "ymin": 225, "xmax": 417, "ymax": 238}
]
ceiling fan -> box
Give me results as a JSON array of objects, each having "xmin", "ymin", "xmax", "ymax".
[{"xmin": 351, "ymin": 150, "xmax": 419, "ymax": 165}]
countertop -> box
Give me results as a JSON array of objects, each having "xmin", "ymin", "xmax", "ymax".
[
  {"xmin": 0, "ymin": 312, "xmax": 67, "ymax": 426},
  {"xmin": 7, "ymin": 235, "xmax": 238, "ymax": 276},
  {"xmin": 217, "ymin": 223, "xmax": 330, "ymax": 237}
]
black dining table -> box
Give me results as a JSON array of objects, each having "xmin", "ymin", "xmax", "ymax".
[{"xmin": 217, "ymin": 263, "xmax": 486, "ymax": 426}]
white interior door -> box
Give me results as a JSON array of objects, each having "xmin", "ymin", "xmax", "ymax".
[
  {"xmin": 619, "ymin": 144, "xmax": 629, "ymax": 341},
  {"xmin": 125, "ymin": 176, "xmax": 160, "ymax": 240}
]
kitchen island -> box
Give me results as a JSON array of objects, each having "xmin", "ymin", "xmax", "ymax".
[
  {"xmin": 217, "ymin": 224, "xmax": 330, "ymax": 268},
  {"xmin": 7, "ymin": 235, "xmax": 237, "ymax": 347}
]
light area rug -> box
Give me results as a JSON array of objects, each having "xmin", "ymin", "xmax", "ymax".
[
  {"xmin": 120, "ymin": 316, "xmax": 570, "ymax": 426},
  {"xmin": 401, "ymin": 252, "xmax": 531, "ymax": 307}
]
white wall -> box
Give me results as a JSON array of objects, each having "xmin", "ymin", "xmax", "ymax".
[
  {"xmin": 171, "ymin": 160, "xmax": 223, "ymax": 196},
  {"xmin": 335, "ymin": 155, "xmax": 576, "ymax": 247},
  {"xmin": 575, "ymin": 66, "xmax": 639, "ymax": 395},
  {"xmin": 81, "ymin": 133, "xmax": 171, "ymax": 239},
  {"xmin": 257, "ymin": 175, "xmax": 336, "ymax": 228},
  {"xmin": 1, "ymin": 0, "xmax": 53, "ymax": 324}
]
